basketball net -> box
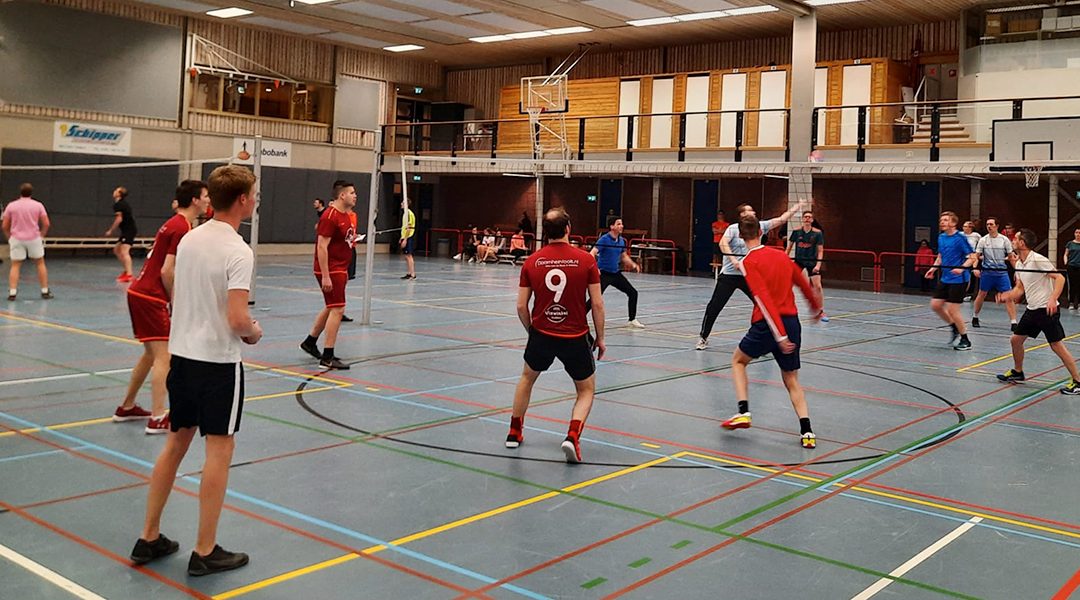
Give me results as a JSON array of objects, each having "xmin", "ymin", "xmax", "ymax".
[{"xmin": 1024, "ymin": 164, "xmax": 1043, "ymax": 188}]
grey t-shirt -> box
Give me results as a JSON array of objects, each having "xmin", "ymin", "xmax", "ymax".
[
  {"xmin": 975, "ymin": 234, "xmax": 1013, "ymax": 271},
  {"xmin": 721, "ymin": 220, "xmax": 773, "ymax": 276}
]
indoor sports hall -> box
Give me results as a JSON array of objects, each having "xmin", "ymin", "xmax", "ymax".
[{"xmin": 1, "ymin": 0, "xmax": 1079, "ymax": 599}]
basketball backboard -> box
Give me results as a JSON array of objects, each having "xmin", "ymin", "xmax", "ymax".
[{"xmin": 990, "ymin": 116, "xmax": 1080, "ymax": 170}]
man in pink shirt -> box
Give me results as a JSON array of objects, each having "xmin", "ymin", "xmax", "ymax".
[{"xmin": 2, "ymin": 184, "xmax": 52, "ymax": 301}]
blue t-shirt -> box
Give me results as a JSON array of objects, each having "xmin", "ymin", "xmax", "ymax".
[
  {"xmin": 938, "ymin": 231, "xmax": 973, "ymax": 284},
  {"xmin": 594, "ymin": 234, "xmax": 626, "ymax": 273}
]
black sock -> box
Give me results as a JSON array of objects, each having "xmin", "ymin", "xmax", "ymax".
[
  {"xmin": 304, "ymin": 335, "xmax": 318, "ymax": 346},
  {"xmin": 961, "ymin": 334, "xmax": 969, "ymax": 342},
  {"xmin": 950, "ymin": 323, "xmax": 959, "ymax": 334},
  {"xmin": 799, "ymin": 417, "xmax": 812, "ymax": 435},
  {"xmin": 737, "ymin": 400, "xmax": 749, "ymax": 414},
  {"xmin": 322, "ymin": 347, "xmax": 335, "ymax": 360}
]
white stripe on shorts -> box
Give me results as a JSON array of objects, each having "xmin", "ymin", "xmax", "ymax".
[{"xmin": 227, "ymin": 363, "xmax": 241, "ymax": 434}]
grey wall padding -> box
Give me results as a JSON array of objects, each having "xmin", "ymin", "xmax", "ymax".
[
  {"xmin": 201, "ymin": 164, "xmax": 371, "ymax": 244},
  {"xmin": 1, "ymin": 149, "xmax": 178, "ymax": 238},
  {"xmin": 0, "ymin": 1, "xmax": 182, "ymax": 120},
  {"xmin": 334, "ymin": 77, "xmax": 382, "ymax": 132}
]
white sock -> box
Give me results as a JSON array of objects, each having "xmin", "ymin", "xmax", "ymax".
[
  {"xmin": 8, "ymin": 289, "xmax": 16, "ymax": 296},
  {"xmin": 41, "ymin": 287, "xmax": 49, "ymax": 294}
]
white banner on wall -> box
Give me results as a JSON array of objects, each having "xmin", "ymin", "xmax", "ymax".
[
  {"xmin": 53, "ymin": 121, "xmax": 132, "ymax": 156},
  {"xmin": 232, "ymin": 138, "xmax": 292, "ymax": 167}
]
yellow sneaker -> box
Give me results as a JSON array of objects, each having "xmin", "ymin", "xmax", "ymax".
[
  {"xmin": 801, "ymin": 432, "xmax": 817, "ymax": 449},
  {"xmin": 721, "ymin": 412, "xmax": 751, "ymax": 430}
]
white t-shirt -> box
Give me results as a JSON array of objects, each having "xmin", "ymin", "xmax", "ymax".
[
  {"xmin": 169, "ymin": 219, "xmax": 254, "ymax": 363},
  {"xmin": 975, "ymin": 233, "xmax": 1013, "ymax": 270},
  {"xmin": 964, "ymin": 232, "xmax": 981, "ymax": 254},
  {"xmin": 1015, "ymin": 250, "xmax": 1057, "ymax": 310},
  {"xmin": 720, "ymin": 219, "xmax": 773, "ymax": 276}
]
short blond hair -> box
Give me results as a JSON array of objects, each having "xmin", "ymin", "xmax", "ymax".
[{"xmin": 208, "ymin": 165, "xmax": 255, "ymax": 212}]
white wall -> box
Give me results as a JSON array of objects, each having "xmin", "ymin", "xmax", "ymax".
[
  {"xmin": 685, "ymin": 75, "xmax": 710, "ymax": 148},
  {"xmin": 758, "ymin": 70, "xmax": 788, "ymax": 148},
  {"xmin": 618, "ymin": 80, "xmax": 641, "ymax": 150},
  {"xmin": 720, "ymin": 73, "xmax": 747, "ymax": 148},
  {"xmin": 815, "ymin": 68, "xmax": 828, "ymax": 145},
  {"xmin": 959, "ymin": 67, "xmax": 1080, "ymax": 143},
  {"xmin": 649, "ymin": 78, "xmax": 674, "ymax": 149},
  {"xmin": 840, "ymin": 64, "xmax": 872, "ymax": 146}
]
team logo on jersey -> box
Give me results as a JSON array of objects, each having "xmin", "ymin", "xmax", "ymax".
[{"xmin": 545, "ymin": 304, "xmax": 568, "ymax": 323}]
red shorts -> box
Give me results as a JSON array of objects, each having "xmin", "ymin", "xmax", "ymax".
[
  {"xmin": 315, "ymin": 271, "xmax": 348, "ymax": 308},
  {"xmin": 127, "ymin": 290, "xmax": 170, "ymax": 342}
]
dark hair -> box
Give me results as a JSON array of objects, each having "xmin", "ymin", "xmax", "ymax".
[
  {"xmin": 115, "ymin": 187, "xmax": 128, "ymax": 200},
  {"xmin": 542, "ymin": 207, "xmax": 570, "ymax": 241},
  {"xmin": 607, "ymin": 215, "xmax": 622, "ymax": 228},
  {"xmin": 208, "ymin": 165, "xmax": 255, "ymax": 212},
  {"xmin": 919, "ymin": 239, "xmax": 930, "ymax": 246},
  {"xmin": 985, "ymin": 216, "xmax": 997, "ymax": 227},
  {"xmin": 738, "ymin": 215, "xmax": 761, "ymax": 241},
  {"xmin": 174, "ymin": 179, "xmax": 206, "ymax": 209},
  {"xmin": 313, "ymin": 197, "xmax": 325, "ymax": 207},
  {"xmin": 19, "ymin": 183, "xmax": 33, "ymax": 197},
  {"xmin": 1017, "ymin": 228, "xmax": 1037, "ymax": 249},
  {"xmin": 736, "ymin": 203, "xmax": 753, "ymax": 216},
  {"xmin": 802, "ymin": 210, "xmax": 813, "ymax": 217},
  {"xmin": 332, "ymin": 180, "xmax": 354, "ymax": 199}
]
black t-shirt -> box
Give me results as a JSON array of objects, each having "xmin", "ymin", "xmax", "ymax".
[{"xmin": 113, "ymin": 199, "xmax": 136, "ymax": 236}]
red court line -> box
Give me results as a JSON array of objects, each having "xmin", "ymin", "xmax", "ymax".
[
  {"xmin": 1052, "ymin": 566, "xmax": 1080, "ymax": 600},
  {"xmin": 0, "ymin": 422, "xmax": 487, "ymax": 597},
  {"xmin": 602, "ymin": 387, "xmax": 1063, "ymax": 599}
]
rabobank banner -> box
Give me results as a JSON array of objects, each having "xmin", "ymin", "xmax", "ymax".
[
  {"xmin": 53, "ymin": 121, "xmax": 132, "ymax": 156},
  {"xmin": 232, "ymin": 138, "xmax": 292, "ymax": 168}
]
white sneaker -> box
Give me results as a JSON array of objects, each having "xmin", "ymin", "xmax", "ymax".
[
  {"xmin": 468, "ymin": 258, "xmax": 475, "ymax": 263},
  {"xmin": 453, "ymin": 253, "xmax": 462, "ymax": 260},
  {"xmin": 628, "ymin": 319, "xmax": 646, "ymax": 329},
  {"xmin": 695, "ymin": 338, "xmax": 708, "ymax": 351}
]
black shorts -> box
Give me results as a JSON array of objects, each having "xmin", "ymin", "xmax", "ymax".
[
  {"xmin": 167, "ymin": 355, "xmax": 245, "ymax": 436},
  {"xmin": 933, "ymin": 281, "xmax": 967, "ymax": 304},
  {"xmin": 796, "ymin": 261, "xmax": 820, "ymax": 278},
  {"xmin": 402, "ymin": 237, "xmax": 415, "ymax": 255},
  {"xmin": 524, "ymin": 329, "xmax": 595, "ymax": 381},
  {"xmin": 1014, "ymin": 308, "xmax": 1066, "ymax": 343},
  {"xmin": 117, "ymin": 232, "xmax": 136, "ymax": 246},
  {"xmin": 739, "ymin": 316, "xmax": 802, "ymax": 372}
]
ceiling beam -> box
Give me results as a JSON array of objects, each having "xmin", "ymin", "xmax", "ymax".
[{"xmin": 761, "ymin": 0, "xmax": 812, "ymax": 17}]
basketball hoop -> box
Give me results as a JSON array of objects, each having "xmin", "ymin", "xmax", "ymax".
[{"xmin": 1024, "ymin": 164, "xmax": 1043, "ymax": 188}]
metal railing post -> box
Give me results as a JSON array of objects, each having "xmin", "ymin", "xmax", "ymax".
[
  {"xmin": 734, "ymin": 110, "xmax": 744, "ymax": 163},
  {"xmin": 490, "ymin": 122, "xmax": 498, "ymax": 159},
  {"xmin": 856, "ymin": 106, "xmax": 867, "ymax": 162},
  {"xmin": 930, "ymin": 104, "xmax": 941, "ymax": 162},
  {"xmin": 678, "ymin": 113, "xmax": 687, "ymax": 162},
  {"xmin": 784, "ymin": 109, "xmax": 791, "ymax": 162},
  {"xmin": 811, "ymin": 108, "xmax": 819, "ymax": 149},
  {"xmin": 625, "ymin": 116, "xmax": 635, "ymax": 162},
  {"xmin": 578, "ymin": 118, "xmax": 586, "ymax": 160}
]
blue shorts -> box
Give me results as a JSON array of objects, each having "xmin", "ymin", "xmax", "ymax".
[
  {"xmin": 980, "ymin": 270, "xmax": 1012, "ymax": 293},
  {"xmin": 739, "ymin": 316, "xmax": 802, "ymax": 372},
  {"xmin": 402, "ymin": 236, "xmax": 415, "ymax": 255}
]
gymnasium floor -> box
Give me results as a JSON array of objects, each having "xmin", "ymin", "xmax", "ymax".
[{"xmin": 1, "ymin": 254, "xmax": 1078, "ymax": 600}]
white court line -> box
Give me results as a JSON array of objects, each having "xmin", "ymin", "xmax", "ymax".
[
  {"xmin": 0, "ymin": 368, "xmax": 132, "ymax": 387},
  {"xmin": 0, "ymin": 542, "xmax": 107, "ymax": 600},
  {"xmin": 850, "ymin": 516, "xmax": 983, "ymax": 600}
]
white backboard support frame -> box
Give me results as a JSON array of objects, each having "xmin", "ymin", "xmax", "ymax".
[{"xmin": 991, "ymin": 116, "xmax": 1080, "ymax": 171}]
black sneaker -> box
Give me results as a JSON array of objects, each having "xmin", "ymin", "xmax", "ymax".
[
  {"xmin": 1010, "ymin": 323, "xmax": 1018, "ymax": 333},
  {"xmin": 320, "ymin": 357, "xmax": 350, "ymax": 370},
  {"xmin": 997, "ymin": 369, "xmax": 1025, "ymax": 383},
  {"xmin": 400, "ymin": 274, "xmax": 416, "ymax": 280},
  {"xmin": 130, "ymin": 534, "xmax": 179, "ymax": 565},
  {"xmin": 300, "ymin": 339, "xmax": 321, "ymax": 360},
  {"xmin": 341, "ymin": 314, "xmax": 354, "ymax": 323},
  {"xmin": 41, "ymin": 291, "xmax": 54, "ymax": 300},
  {"xmin": 187, "ymin": 545, "xmax": 249, "ymax": 576},
  {"xmin": 6, "ymin": 293, "xmax": 14, "ymax": 301},
  {"xmin": 1061, "ymin": 380, "xmax": 1080, "ymax": 395},
  {"xmin": 971, "ymin": 317, "xmax": 980, "ymax": 328},
  {"xmin": 954, "ymin": 337, "xmax": 972, "ymax": 351}
]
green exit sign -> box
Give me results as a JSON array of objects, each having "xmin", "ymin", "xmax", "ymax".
[
  {"xmin": 412, "ymin": 175, "xmax": 422, "ymax": 182},
  {"xmin": 586, "ymin": 194, "xmax": 597, "ymax": 203},
  {"xmin": 414, "ymin": 86, "xmax": 424, "ymax": 94}
]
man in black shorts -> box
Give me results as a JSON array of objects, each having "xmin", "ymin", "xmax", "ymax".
[
  {"xmin": 786, "ymin": 210, "xmax": 828, "ymax": 322},
  {"xmin": 131, "ymin": 165, "xmax": 262, "ymax": 575},
  {"xmin": 104, "ymin": 186, "xmax": 137, "ymax": 282},
  {"xmin": 506, "ymin": 208, "xmax": 605, "ymax": 463},
  {"xmin": 995, "ymin": 228, "xmax": 1080, "ymax": 394},
  {"xmin": 924, "ymin": 211, "xmax": 976, "ymax": 351}
]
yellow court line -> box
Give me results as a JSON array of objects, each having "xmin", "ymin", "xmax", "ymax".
[
  {"xmin": 0, "ymin": 417, "xmax": 114, "ymax": 439},
  {"xmin": 0, "ymin": 312, "xmax": 138, "ymax": 346},
  {"xmin": 213, "ymin": 454, "xmax": 678, "ymax": 599},
  {"xmin": 957, "ymin": 332, "xmax": 1080, "ymax": 372},
  {"xmin": 680, "ymin": 452, "xmax": 1080, "ymax": 541}
]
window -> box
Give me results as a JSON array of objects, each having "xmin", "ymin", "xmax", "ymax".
[{"xmin": 189, "ymin": 73, "xmax": 332, "ymax": 124}]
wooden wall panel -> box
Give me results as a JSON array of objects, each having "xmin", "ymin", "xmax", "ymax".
[
  {"xmin": 744, "ymin": 71, "xmax": 762, "ymax": 147},
  {"xmin": 707, "ymin": 74, "xmax": 722, "ymax": 147},
  {"xmin": 638, "ymin": 78, "xmax": 653, "ymax": 149},
  {"xmin": 497, "ymin": 78, "xmax": 620, "ymax": 152},
  {"xmin": 567, "ymin": 48, "xmax": 664, "ymax": 80},
  {"xmin": 43, "ymin": 0, "xmax": 182, "ymax": 26},
  {"xmin": 671, "ymin": 75, "xmax": 687, "ymax": 148},
  {"xmin": 0, "ymin": 103, "xmax": 176, "ymax": 129},
  {"xmin": 188, "ymin": 111, "xmax": 330, "ymax": 143},
  {"xmin": 190, "ymin": 20, "xmax": 335, "ymax": 83},
  {"xmin": 668, "ymin": 37, "xmax": 791, "ymax": 73},
  {"xmin": 446, "ymin": 64, "xmax": 546, "ymax": 121},
  {"xmin": 818, "ymin": 20, "xmax": 959, "ymax": 63},
  {"xmin": 337, "ymin": 47, "xmax": 442, "ymax": 88}
]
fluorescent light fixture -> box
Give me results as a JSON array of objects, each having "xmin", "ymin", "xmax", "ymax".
[
  {"xmin": 985, "ymin": 3, "xmax": 1049, "ymax": 12},
  {"xmin": 469, "ymin": 34, "xmax": 513, "ymax": 42},
  {"xmin": 384, "ymin": 44, "xmax": 425, "ymax": 52},
  {"xmin": 674, "ymin": 10, "xmax": 730, "ymax": 21},
  {"xmin": 627, "ymin": 16, "xmax": 678, "ymax": 26},
  {"xmin": 206, "ymin": 6, "xmax": 252, "ymax": 17},
  {"xmin": 291, "ymin": 0, "xmax": 335, "ymax": 4},
  {"xmin": 503, "ymin": 172, "xmax": 534, "ymax": 178},
  {"xmin": 805, "ymin": 0, "xmax": 863, "ymax": 5},
  {"xmin": 545, "ymin": 26, "xmax": 591, "ymax": 35},
  {"xmin": 724, "ymin": 5, "xmax": 778, "ymax": 15},
  {"xmin": 506, "ymin": 30, "xmax": 551, "ymax": 39}
]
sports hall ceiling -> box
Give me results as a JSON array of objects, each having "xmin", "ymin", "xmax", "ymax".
[{"xmin": 135, "ymin": 0, "xmax": 996, "ymax": 67}]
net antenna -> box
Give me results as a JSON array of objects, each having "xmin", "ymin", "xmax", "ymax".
[
  {"xmin": 520, "ymin": 45, "xmax": 591, "ymax": 166},
  {"xmin": 1024, "ymin": 163, "xmax": 1043, "ymax": 188}
]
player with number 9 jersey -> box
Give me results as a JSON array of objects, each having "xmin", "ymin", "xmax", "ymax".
[{"xmin": 519, "ymin": 242, "xmax": 600, "ymax": 338}]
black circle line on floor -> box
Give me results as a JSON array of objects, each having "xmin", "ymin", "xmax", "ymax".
[{"xmin": 293, "ymin": 324, "xmax": 966, "ymax": 470}]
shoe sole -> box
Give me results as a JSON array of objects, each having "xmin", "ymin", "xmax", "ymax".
[
  {"xmin": 112, "ymin": 415, "xmax": 151, "ymax": 422},
  {"xmin": 1061, "ymin": 388, "xmax": 1080, "ymax": 395},
  {"xmin": 722, "ymin": 422, "xmax": 751, "ymax": 430},
  {"xmin": 299, "ymin": 344, "xmax": 321, "ymax": 360},
  {"xmin": 145, "ymin": 427, "xmax": 169, "ymax": 435},
  {"xmin": 505, "ymin": 440, "xmax": 521, "ymax": 449},
  {"xmin": 188, "ymin": 556, "xmax": 249, "ymax": 577},
  {"xmin": 320, "ymin": 363, "xmax": 351, "ymax": 370},
  {"xmin": 561, "ymin": 440, "xmax": 580, "ymax": 464},
  {"xmin": 954, "ymin": 345, "xmax": 972, "ymax": 351},
  {"xmin": 997, "ymin": 378, "xmax": 1024, "ymax": 383},
  {"xmin": 801, "ymin": 441, "xmax": 817, "ymax": 449}
]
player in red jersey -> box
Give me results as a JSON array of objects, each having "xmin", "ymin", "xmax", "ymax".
[
  {"xmin": 300, "ymin": 180, "xmax": 362, "ymax": 370},
  {"xmin": 113, "ymin": 180, "xmax": 209, "ymax": 433},
  {"xmin": 505, "ymin": 208, "xmax": 605, "ymax": 463},
  {"xmin": 722, "ymin": 215, "xmax": 823, "ymax": 449}
]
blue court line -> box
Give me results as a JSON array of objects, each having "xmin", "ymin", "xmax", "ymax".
[
  {"xmin": 0, "ymin": 411, "xmax": 549, "ymax": 600},
  {"xmin": 994, "ymin": 421, "xmax": 1080, "ymax": 439},
  {"xmin": 0, "ymin": 445, "xmax": 89, "ymax": 464}
]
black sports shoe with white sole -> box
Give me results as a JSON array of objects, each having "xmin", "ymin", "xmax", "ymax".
[{"xmin": 187, "ymin": 545, "xmax": 249, "ymax": 576}]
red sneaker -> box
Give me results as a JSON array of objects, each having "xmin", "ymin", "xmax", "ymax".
[
  {"xmin": 561, "ymin": 435, "xmax": 581, "ymax": 464},
  {"xmin": 117, "ymin": 274, "xmax": 134, "ymax": 283},
  {"xmin": 113, "ymin": 404, "xmax": 152, "ymax": 422},
  {"xmin": 145, "ymin": 414, "xmax": 170, "ymax": 435},
  {"xmin": 505, "ymin": 417, "xmax": 523, "ymax": 448}
]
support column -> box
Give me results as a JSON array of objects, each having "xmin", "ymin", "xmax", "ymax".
[
  {"xmin": 651, "ymin": 178, "xmax": 661, "ymax": 238},
  {"xmin": 970, "ymin": 180, "xmax": 982, "ymax": 222},
  {"xmin": 1050, "ymin": 175, "xmax": 1060, "ymax": 263},
  {"xmin": 535, "ymin": 174, "xmax": 544, "ymax": 245},
  {"xmin": 788, "ymin": 10, "xmax": 817, "ymax": 162}
]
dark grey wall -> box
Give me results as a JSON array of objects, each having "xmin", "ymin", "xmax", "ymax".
[
  {"xmin": 1, "ymin": 149, "xmax": 178, "ymax": 237},
  {"xmin": 201, "ymin": 164, "xmax": 371, "ymax": 244},
  {"xmin": 0, "ymin": 1, "xmax": 182, "ymax": 120}
]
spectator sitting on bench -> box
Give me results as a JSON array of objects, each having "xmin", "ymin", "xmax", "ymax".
[
  {"xmin": 462, "ymin": 225, "xmax": 480, "ymax": 262},
  {"xmin": 509, "ymin": 229, "xmax": 528, "ymax": 261},
  {"xmin": 477, "ymin": 227, "xmax": 503, "ymax": 263}
]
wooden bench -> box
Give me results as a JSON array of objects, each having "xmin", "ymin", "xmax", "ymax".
[{"xmin": 44, "ymin": 237, "xmax": 155, "ymax": 255}]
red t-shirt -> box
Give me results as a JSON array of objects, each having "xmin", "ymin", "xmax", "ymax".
[
  {"xmin": 739, "ymin": 245, "xmax": 821, "ymax": 340},
  {"xmin": 712, "ymin": 220, "xmax": 729, "ymax": 243},
  {"xmin": 129, "ymin": 214, "xmax": 191, "ymax": 303},
  {"xmin": 314, "ymin": 206, "xmax": 356, "ymax": 275},
  {"xmin": 519, "ymin": 242, "xmax": 600, "ymax": 338}
]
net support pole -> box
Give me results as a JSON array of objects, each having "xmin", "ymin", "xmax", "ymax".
[
  {"xmin": 1049, "ymin": 174, "xmax": 1059, "ymax": 263},
  {"xmin": 534, "ymin": 173, "xmax": 544, "ymax": 246},
  {"xmin": 249, "ymin": 135, "xmax": 262, "ymax": 305},
  {"xmin": 360, "ymin": 130, "xmax": 382, "ymax": 326}
]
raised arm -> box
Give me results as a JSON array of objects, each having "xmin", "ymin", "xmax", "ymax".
[{"xmin": 765, "ymin": 199, "xmax": 808, "ymax": 230}]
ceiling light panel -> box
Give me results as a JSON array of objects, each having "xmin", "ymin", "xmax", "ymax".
[
  {"xmin": 335, "ymin": 1, "xmax": 428, "ymax": 21},
  {"xmin": 505, "ymin": 30, "xmax": 551, "ymax": 39},
  {"xmin": 628, "ymin": 16, "xmax": 678, "ymax": 26},
  {"xmin": 545, "ymin": 26, "xmax": 592, "ymax": 34},
  {"xmin": 669, "ymin": 0, "xmax": 736, "ymax": 10},
  {"xmin": 463, "ymin": 13, "xmax": 547, "ymax": 31},
  {"xmin": 583, "ymin": 0, "xmax": 669, "ymax": 19},
  {"xmin": 291, "ymin": 0, "xmax": 336, "ymax": 4},
  {"xmin": 469, "ymin": 34, "xmax": 513, "ymax": 43},
  {"xmin": 240, "ymin": 16, "xmax": 330, "ymax": 35},
  {"xmin": 724, "ymin": 5, "xmax": 779, "ymax": 15},
  {"xmin": 675, "ymin": 10, "xmax": 730, "ymax": 21},
  {"xmin": 384, "ymin": 44, "xmax": 425, "ymax": 51},
  {"xmin": 206, "ymin": 7, "xmax": 252, "ymax": 18},
  {"xmin": 393, "ymin": 0, "xmax": 479, "ymax": 16}
]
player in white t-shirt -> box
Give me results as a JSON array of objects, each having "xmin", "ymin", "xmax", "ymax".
[
  {"xmin": 995, "ymin": 228, "xmax": 1080, "ymax": 394},
  {"xmin": 130, "ymin": 165, "xmax": 263, "ymax": 576},
  {"xmin": 962, "ymin": 221, "xmax": 982, "ymax": 301}
]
